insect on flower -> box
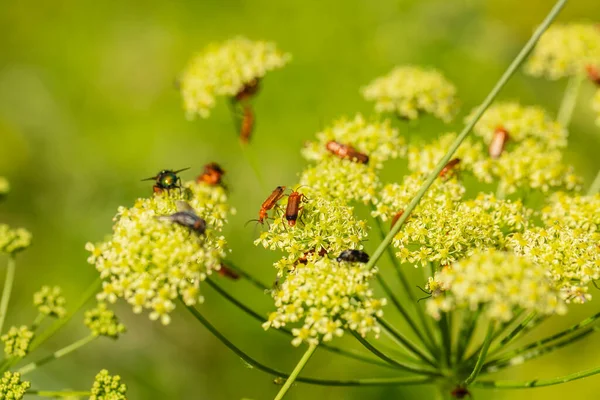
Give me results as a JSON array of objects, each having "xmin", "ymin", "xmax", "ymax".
[
  {"xmin": 196, "ymin": 162, "xmax": 226, "ymax": 186},
  {"xmin": 158, "ymin": 201, "xmax": 206, "ymax": 235},
  {"xmin": 489, "ymin": 126, "xmax": 510, "ymax": 159},
  {"xmin": 391, "ymin": 210, "xmax": 404, "ymax": 229},
  {"xmin": 235, "ymin": 78, "xmax": 260, "ymax": 102},
  {"xmin": 246, "ymin": 186, "xmax": 286, "ymax": 226},
  {"xmin": 240, "ymin": 104, "xmax": 255, "ymax": 144},
  {"xmin": 586, "ymin": 64, "xmax": 600, "ymax": 86},
  {"xmin": 297, "ymin": 248, "xmax": 328, "ymax": 265},
  {"xmin": 217, "ymin": 263, "xmax": 240, "ymax": 280},
  {"xmin": 439, "ymin": 158, "xmax": 461, "ymax": 179},
  {"xmin": 326, "ymin": 141, "xmax": 369, "ymax": 164},
  {"xmin": 142, "ymin": 168, "xmax": 190, "ymax": 194},
  {"xmin": 285, "ymin": 189, "xmax": 308, "ymax": 227},
  {"xmin": 336, "ymin": 249, "xmax": 370, "ymax": 263}
]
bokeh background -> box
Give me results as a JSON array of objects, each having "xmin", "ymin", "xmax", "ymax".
[{"xmin": 1, "ymin": 0, "xmax": 600, "ymax": 399}]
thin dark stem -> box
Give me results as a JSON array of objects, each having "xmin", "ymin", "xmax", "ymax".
[
  {"xmin": 463, "ymin": 323, "xmax": 494, "ymax": 386},
  {"xmin": 376, "ymin": 317, "xmax": 437, "ymax": 367}
]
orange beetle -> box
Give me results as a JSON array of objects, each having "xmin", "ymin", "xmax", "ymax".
[{"xmin": 326, "ymin": 141, "xmax": 369, "ymax": 164}]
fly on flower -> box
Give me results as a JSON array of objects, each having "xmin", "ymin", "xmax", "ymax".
[
  {"xmin": 336, "ymin": 249, "xmax": 370, "ymax": 263},
  {"xmin": 246, "ymin": 186, "xmax": 286, "ymax": 226},
  {"xmin": 158, "ymin": 201, "xmax": 206, "ymax": 235},
  {"xmin": 285, "ymin": 189, "xmax": 308, "ymax": 227},
  {"xmin": 142, "ymin": 168, "xmax": 190, "ymax": 194},
  {"xmin": 326, "ymin": 141, "xmax": 370, "ymax": 164},
  {"xmin": 489, "ymin": 126, "xmax": 510, "ymax": 159}
]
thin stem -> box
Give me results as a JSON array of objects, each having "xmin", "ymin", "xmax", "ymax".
[
  {"xmin": 588, "ymin": 169, "xmax": 600, "ymax": 196},
  {"xmin": 361, "ymin": 0, "xmax": 567, "ymax": 289},
  {"xmin": 18, "ymin": 335, "xmax": 97, "ymax": 375},
  {"xmin": 0, "ymin": 255, "xmax": 17, "ymax": 334},
  {"xmin": 463, "ymin": 323, "xmax": 494, "ymax": 386},
  {"xmin": 439, "ymin": 313, "xmax": 453, "ymax": 368},
  {"xmin": 185, "ymin": 302, "xmax": 432, "ymax": 386},
  {"xmin": 494, "ymin": 312, "xmax": 537, "ymax": 350},
  {"xmin": 473, "ymin": 364, "xmax": 600, "ymax": 388},
  {"xmin": 456, "ymin": 309, "xmax": 480, "ymax": 363},
  {"xmin": 27, "ymin": 390, "xmax": 91, "ymax": 397},
  {"xmin": 557, "ymin": 74, "xmax": 584, "ymax": 127},
  {"xmin": 205, "ymin": 278, "xmax": 394, "ymax": 369},
  {"xmin": 225, "ymin": 261, "xmax": 270, "ymax": 292},
  {"xmin": 351, "ymin": 332, "xmax": 440, "ymax": 376},
  {"xmin": 376, "ymin": 317, "xmax": 437, "ymax": 367},
  {"xmin": 273, "ymin": 343, "xmax": 318, "ymax": 400}
]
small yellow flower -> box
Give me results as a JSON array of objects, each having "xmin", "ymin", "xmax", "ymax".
[
  {"xmin": 1, "ymin": 326, "xmax": 34, "ymax": 358},
  {"xmin": 0, "ymin": 371, "xmax": 29, "ymax": 400},
  {"xmin": 362, "ymin": 66, "xmax": 459, "ymax": 122},
  {"xmin": 33, "ymin": 286, "xmax": 67, "ymax": 318},
  {"xmin": 84, "ymin": 303, "xmax": 126, "ymax": 339},
  {"xmin": 0, "ymin": 225, "xmax": 32, "ymax": 255},
  {"xmin": 89, "ymin": 370, "xmax": 127, "ymax": 400}
]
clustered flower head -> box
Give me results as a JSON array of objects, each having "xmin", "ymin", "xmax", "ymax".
[
  {"xmin": 0, "ymin": 177, "xmax": 9, "ymax": 198},
  {"xmin": 300, "ymin": 114, "xmax": 404, "ymax": 203},
  {"xmin": 89, "ymin": 370, "xmax": 127, "ymax": 400},
  {"xmin": 470, "ymin": 102, "xmax": 567, "ymax": 148},
  {"xmin": 0, "ymin": 371, "xmax": 29, "ymax": 400},
  {"xmin": 525, "ymin": 23, "xmax": 600, "ymax": 80},
  {"xmin": 84, "ymin": 303, "xmax": 126, "ymax": 339},
  {"xmin": 179, "ymin": 36, "xmax": 291, "ymax": 118},
  {"xmin": 541, "ymin": 192, "xmax": 600, "ymax": 232},
  {"xmin": 507, "ymin": 224, "xmax": 600, "ymax": 303},
  {"xmin": 33, "ymin": 286, "xmax": 67, "ymax": 318},
  {"xmin": 0, "ymin": 225, "xmax": 32, "ymax": 254},
  {"xmin": 426, "ymin": 249, "xmax": 566, "ymax": 321},
  {"xmin": 1, "ymin": 326, "xmax": 34, "ymax": 358},
  {"xmin": 86, "ymin": 180, "xmax": 233, "ymax": 325},
  {"xmin": 361, "ymin": 66, "xmax": 459, "ymax": 122},
  {"xmin": 254, "ymin": 194, "xmax": 369, "ymax": 273},
  {"xmin": 264, "ymin": 257, "xmax": 385, "ymax": 346}
]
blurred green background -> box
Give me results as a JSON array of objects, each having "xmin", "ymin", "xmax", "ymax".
[{"xmin": 1, "ymin": 0, "xmax": 600, "ymax": 399}]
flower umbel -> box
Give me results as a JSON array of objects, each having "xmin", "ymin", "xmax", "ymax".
[
  {"xmin": 89, "ymin": 370, "xmax": 127, "ymax": 400},
  {"xmin": 1, "ymin": 326, "xmax": 34, "ymax": 358},
  {"xmin": 179, "ymin": 36, "xmax": 291, "ymax": 119},
  {"xmin": 0, "ymin": 371, "xmax": 29, "ymax": 400},
  {"xmin": 0, "ymin": 225, "xmax": 32, "ymax": 254},
  {"xmin": 84, "ymin": 303, "xmax": 126, "ymax": 339},
  {"xmin": 33, "ymin": 286, "xmax": 67, "ymax": 318},
  {"xmin": 361, "ymin": 66, "xmax": 459, "ymax": 122}
]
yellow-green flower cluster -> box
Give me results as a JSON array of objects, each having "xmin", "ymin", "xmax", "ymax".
[
  {"xmin": 1, "ymin": 326, "xmax": 33, "ymax": 358},
  {"xmin": 264, "ymin": 257, "xmax": 385, "ymax": 346},
  {"xmin": 542, "ymin": 192, "xmax": 600, "ymax": 233},
  {"xmin": 0, "ymin": 177, "xmax": 9, "ymax": 198},
  {"xmin": 470, "ymin": 102, "xmax": 567, "ymax": 148},
  {"xmin": 254, "ymin": 195, "xmax": 369, "ymax": 273},
  {"xmin": 87, "ymin": 181, "xmax": 233, "ymax": 325},
  {"xmin": 407, "ymin": 133, "xmax": 484, "ymax": 176},
  {"xmin": 427, "ymin": 249, "xmax": 566, "ymax": 321},
  {"xmin": 525, "ymin": 23, "xmax": 600, "ymax": 80},
  {"xmin": 593, "ymin": 88, "xmax": 600, "ymax": 126},
  {"xmin": 84, "ymin": 303, "xmax": 126, "ymax": 339},
  {"xmin": 179, "ymin": 36, "xmax": 291, "ymax": 118},
  {"xmin": 507, "ymin": 225, "xmax": 600, "ymax": 303},
  {"xmin": 361, "ymin": 66, "xmax": 459, "ymax": 122},
  {"xmin": 300, "ymin": 114, "xmax": 403, "ymax": 203},
  {"xmin": 0, "ymin": 372, "xmax": 29, "ymax": 400},
  {"xmin": 90, "ymin": 370, "xmax": 127, "ymax": 400},
  {"xmin": 0, "ymin": 225, "xmax": 32, "ymax": 254},
  {"xmin": 33, "ymin": 286, "xmax": 66, "ymax": 318}
]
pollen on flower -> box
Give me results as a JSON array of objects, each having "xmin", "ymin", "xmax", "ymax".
[
  {"xmin": 525, "ymin": 23, "xmax": 600, "ymax": 80},
  {"xmin": 89, "ymin": 369, "xmax": 127, "ymax": 400},
  {"xmin": 87, "ymin": 180, "xmax": 233, "ymax": 324},
  {"xmin": 0, "ymin": 371, "xmax": 29, "ymax": 400},
  {"xmin": 254, "ymin": 195, "xmax": 369, "ymax": 273},
  {"xmin": 179, "ymin": 36, "xmax": 291, "ymax": 119},
  {"xmin": 0, "ymin": 225, "xmax": 32, "ymax": 254},
  {"xmin": 84, "ymin": 303, "xmax": 126, "ymax": 339},
  {"xmin": 1, "ymin": 326, "xmax": 34, "ymax": 358},
  {"xmin": 264, "ymin": 257, "xmax": 385, "ymax": 346},
  {"xmin": 427, "ymin": 249, "xmax": 566, "ymax": 322},
  {"xmin": 33, "ymin": 286, "xmax": 67, "ymax": 318},
  {"xmin": 361, "ymin": 66, "xmax": 459, "ymax": 122}
]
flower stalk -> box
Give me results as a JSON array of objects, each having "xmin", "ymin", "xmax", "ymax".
[
  {"xmin": 0, "ymin": 255, "xmax": 16, "ymax": 334},
  {"xmin": 18, "ymin": 334, "xmax": 97, "ymax": 375},
  {"xmin": 273, "ymin": 343, "xmax": 318, "ymax": 400}
]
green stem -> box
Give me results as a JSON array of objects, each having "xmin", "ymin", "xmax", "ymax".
[
  {"xmin": 463, "ymin": 324, "xmax": 494, "ymax": 386},
  {"xmin": 27, "ymin": 390, "xmax": 91, "ymax": 397},
  {"xmin": 376, "ymin": 317, "xmax": 437, "ymax": 367},
  {"xmin": 557, "ymin": 74, "xmax": 584, "ymax": 127},
  {"xmin": 351, "ymin": 332, "xmax": 439, "ymax": 375},
  {"xmin": 18, "ymin": 335, "xmax": 97, "ymax": 375},
  {"xmin": 273, "ymin": 343, "xmax": 318, "ymax": 400},
  {"xmin": 494, "ymin": 312, "xmax": 537, "ymax": 350},
  {"xmin": 473, "ymin": 364, "xmax": 600, "ymax": 388},
  {"xmin": 439, "ymin": 313, "xmax": 453, "ymax": 368},
  {"xmin": 456, "ymin": 309, "xmax": 480, "ymax": 363},
  {"xmin": 31, "ymin": 314, "xmax": 46, "ymax": 332},
  {"xmin": 185, "ymin": 303, "xmax": 432, "ymax": 386},
  {"xmin": 361, "ymin": 0, "xmax": 566, "ymax": 293},
  {"xmin": 205, "ymin": 278, "xmax": 395, "ymax": 369},
  {"xmin": 0, "ymin": 255, "xmax": 17, "ymax": 334},
  {"xmin": 588, "ymin": 169, "xmax": 600, "ymax": 196}
]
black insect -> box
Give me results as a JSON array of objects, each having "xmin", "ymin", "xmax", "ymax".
[
  {"xmin": 159, "ymin": 201, "xmax": 206, "ymax": 235},
  {"xmin": 142, "ymin": 168, "xmax": 190, "ymax": 193},
  {"xmin": 336, "ymin": 249, "xmax": 370, "ymax": 263}
]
